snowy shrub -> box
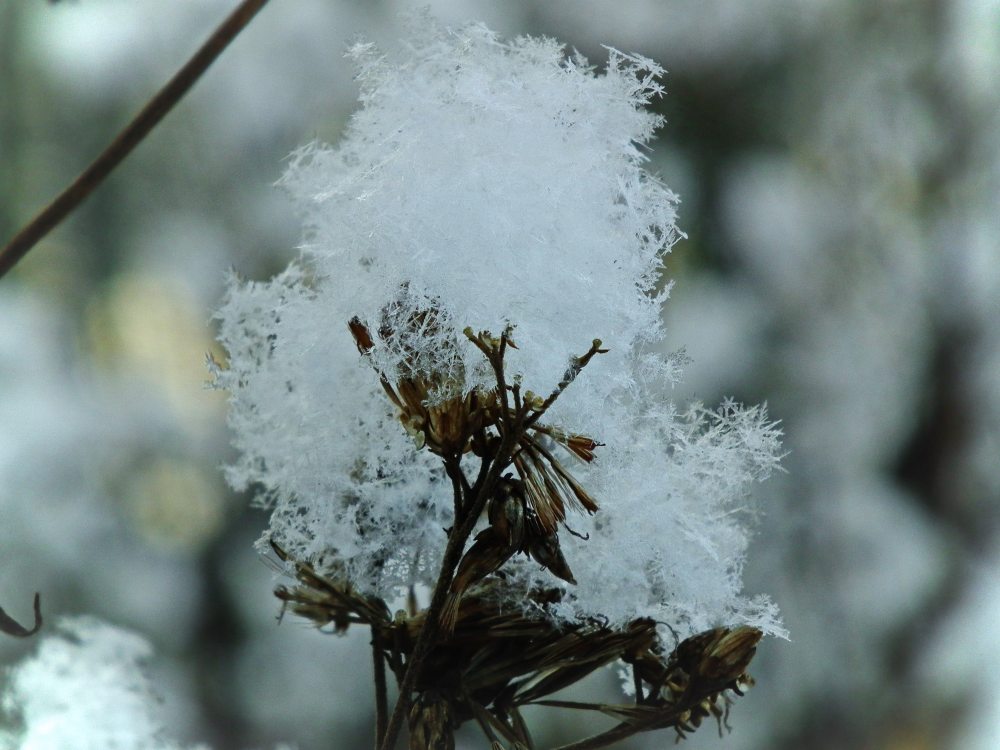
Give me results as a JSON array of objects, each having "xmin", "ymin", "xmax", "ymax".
[
  {"xmin": 212, "ymin": 14, "xmax": 783, "ymax": 748},
  {"xmin": 216, "ymin": 16, "xmax": 780, "ymax": 633}
]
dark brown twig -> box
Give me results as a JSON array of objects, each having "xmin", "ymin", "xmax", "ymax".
[
  {"xmin": 377, "ymin": 437, "xmax": 515, "ymax": 750},
  {"xmin": 372, "ymin": 627, "xmax": 389, "ymax": 747},
  {"xmin": 377, "ymin": 338, "xmax": 524, "ymax": 750},
  {"xmin": 444, "ymin": 455, "xmax": 467, "ymax": 518},
  {"xmin": 550, "ymin": 721, "xmax": 646, "ymax": 750},
  {"xmin": 0, "ymin": 0, "xmax": 271, "ymax": 279},
  {"xmin": 0, "ymin": 593, "xmax": 42, "ymax": 638},
  {"xmin": 523, "ymin": 339, "xmax": 607, "ymax": 431}
]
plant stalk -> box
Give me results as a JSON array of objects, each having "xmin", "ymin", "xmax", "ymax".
[
  {"xmin": 551, "ymin": 722, "xmax": 644, "ymax": 750},
  {"xmin": 0, "ymin": 0, "xmax": 271, "ymax": 279},
  {"xmin": 372, "ymin": 627, "xmax": 389, "ymax": 747},
  {"xmin": 377, "ymin": 433, "xmax": 518, "ymax": 750}
]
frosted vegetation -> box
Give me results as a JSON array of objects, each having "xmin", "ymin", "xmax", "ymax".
[
  {"xmin": 214, "ymin": 18, "xmax": 783, "ymax": 639},
  {"xmin": 0, "ymin": 619, "xmax": 205, "ymax": 750},
  {"xmin": 0, "ymin": 13, "xmax": 784, "ymax": 750},
  {"xmin": 4, "ymin": 2, "xmax": 1000, "ymax": 748}
]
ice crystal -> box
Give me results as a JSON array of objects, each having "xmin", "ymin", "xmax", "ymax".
[{"xmin": 215, "ymin": 16, "xmax": 783, "ymax": 638}]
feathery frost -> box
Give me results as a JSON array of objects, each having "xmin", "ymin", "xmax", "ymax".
[{"xmin": 215, "ymin": 16, "xmax": 783, "ymax": 638}]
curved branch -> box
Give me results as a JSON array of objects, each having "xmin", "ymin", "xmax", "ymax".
[
  {"xmin": 0, "ymin": 0, "xmax": 271, "ymax": 279},
  {"xmin": 0, "ymin": 593, "xmax": 42, "ymax": 638}
]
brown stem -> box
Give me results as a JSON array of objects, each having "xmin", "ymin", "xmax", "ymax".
[
  {"xmin": 464, "ymin": 327, "xmax": 515, "ymax": 431},
  {"xmin": 550, "ymin": 722, "xmax": 643, "ymax": 750},
  {"xmin": 546, "ymin": 696, "xmax": 696, "ymax": 749},
  {"xmin": 0, "ymin": 0, "xmax": 271, "ymax": 279},
  {"xmin": 375, "ymin": 481, "xmax": 484, "ymax": 750},
  {"xmin": 632, "ymin": 664, "xmax": 645, "ymax": 703},
  {"xmin": 0, "ymin": 593, "xmax": 42, "ymax": 638},
  {"xmin": 378, "ymin": 336, "xmax": 534, "ymax": 750},
  {"xmin": 372, "ymin": 627, "xmax": 389, "ymax": 748},
  {"xmin": 523, "ymin": 339, "xmax": 607, "ymax": 431},
  {"xmin": 377, "ymin": 431, "xmax": 519, "ymax": 750},
  {"xmin": 444, "ymin": 455, "xmax": 466, "ymax": 518},
  {"xmin": 510, "ymin": 705, "xmax": 536, "ymax": 750}
]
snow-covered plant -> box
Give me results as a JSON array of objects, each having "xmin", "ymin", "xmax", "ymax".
[
  {"xmin": 214, "ymin": 16, "xmax": 783, "ymax": 749},
  {"xmin": 0, "ymin": 618, "xmax": 205, "ymax": 750}
]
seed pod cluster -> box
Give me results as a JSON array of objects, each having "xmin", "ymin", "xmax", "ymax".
[
  {"xmin": 349, "ymin": 314, "xmax": 491, "ymax": 456},
  {"xmin": 440, "ymin": 476, "xmax": 578, "ymax": 632},
  {"xmin": 349, "ymin": 316, "xmax": 601, "ymax": 536},
  {"xmin": 408, "ymin": 690, "xmax": 455, "ymax": 750},
  {"xmin": 325, "ymin": 310, "xmax": 767, "ymax": 748},
  {"xmin": 273, "ymin": 543, "xmax": 762, "ymax": 749},
  {"xmin": 620, "ymin": 625, "xmax": 762, "ymax": 739}
]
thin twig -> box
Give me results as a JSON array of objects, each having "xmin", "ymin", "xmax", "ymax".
[
  {"xmin": 523, "ymin": 339, "xmax": 607, "ymax": 431},
  {"xmin": 0, "ymin": 0, "xmax": 271, "ymax": 279},
  {"xmin": 464, "ymin": 697, "xmax": 506, "ymax": 745},
  {"xmin": 550, "ymin": 722, "xmax": 643, "ymax": 750},
  {"xmin": 545, "ymin": 696, "xmax": 691, "ymax": 750},
  {"xmin": 510, "ymin": 705, "xmax": 536, "ymax": 750},
  {"xmin": 464, "ymin": 328, "xmax": 514, "ymax": 428},
  {"xmin": 444, "ymin": 455, "xmax": 466, "ymax": 518},
  {"xmin": 0, "ymin": 593, "xmax": 42, "ymax": 638},
  {"xmin": 376, "ymin": 450, "xmax": 503, "ymax": 750},
  {"xmin": 372, "ymin": 628, "xmax": 389, "ymax": 747},
  {"xmin": 632, "ymin": 664, "xmax": 645, "ymax": 704},
  {"xmin": 378, "ymin": 414, "xmax": 521, "ymax": 750}
]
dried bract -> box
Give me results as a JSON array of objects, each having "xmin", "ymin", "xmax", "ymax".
[{"xmin": 275, "ymin": 548, "xmax": 761, "ymax": 748}]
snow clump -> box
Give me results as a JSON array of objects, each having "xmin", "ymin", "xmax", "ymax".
[{"xmin": 214, "ymin": 16, "xmax": 784, "ymax": 639}]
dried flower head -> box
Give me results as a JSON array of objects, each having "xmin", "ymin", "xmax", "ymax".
[{"xmin": 275, "ymin": 542, "xmax": 763, "ymax": 748}]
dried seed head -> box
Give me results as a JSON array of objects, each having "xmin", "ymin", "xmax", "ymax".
[
  {"xmin": 273, "ymin": 545, "xmax": 764, "ymax": 747},
  {"xmin": 348, "ymin": 316, "xmax": 375, "ymax": 353},
  {"xmin": 698, "ymin": 626, "xmax": 762, "ymax": 684},
  {"xmin": 514, "ymin": 434, "xmax": 599, "ymax": 535},
  {"xmin": 524, "ymin": 512, "xmax": 577, "ymax": 585},
  {"xmin": 348, "ymin": 313, "xmax": 493, "ymax": 456},
  {"xmin": 440, "ymin": 525, "xmax": 519, "ymax": 633},
  {"xmin": 488, "ymin": 477, "xmax": 527, "ymax": 547},
  {"xmin": 408, "ymin": 691, "xmax": 455, "ymax": 750}
]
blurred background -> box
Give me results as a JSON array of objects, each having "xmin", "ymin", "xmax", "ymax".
[{"xmin": 1, "ymin": 1, "xmax": 998, "ymax": 748}]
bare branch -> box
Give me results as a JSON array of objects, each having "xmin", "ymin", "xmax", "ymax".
[
  {"xmin": 524, "ymin": 339, "xmax": 607, "ymax": 430},
  {"xmin": 0, "ymin": 0, "xmax": 271, "ymax": 279},
  {"xmin": 0, "ymin": 593, "xmax": 42, "ymax": 638}
]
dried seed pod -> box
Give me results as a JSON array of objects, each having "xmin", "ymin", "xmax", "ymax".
[
  {"xmin": 440, "ymin": 527, "xmax": 517, "ymax": 633},
  {"xmin": 527, "ymin": 531, "xmax": 576, "ymax": 585},
  {"xmin": 350, "ymin": 306, "xmax": 493, "ymax": 457},
  {"xmin": 676, "ymin": 625, "xmax": 761, "ymax": 687},
  {"xmin": 348, "ymin": 316, "xmax": 375, "ymax": 353},
  {"xmin": 488, "ymin": 477, "xmax": 527, "ymax": 548},
  {"xmin": 408, "ymin": 691, "xmax": 455, "ymax": 750}
]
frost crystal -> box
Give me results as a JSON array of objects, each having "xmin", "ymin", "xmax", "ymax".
[{"xmin": 215, "ymin": 17, "xmax": 783, "ymax": 638}]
